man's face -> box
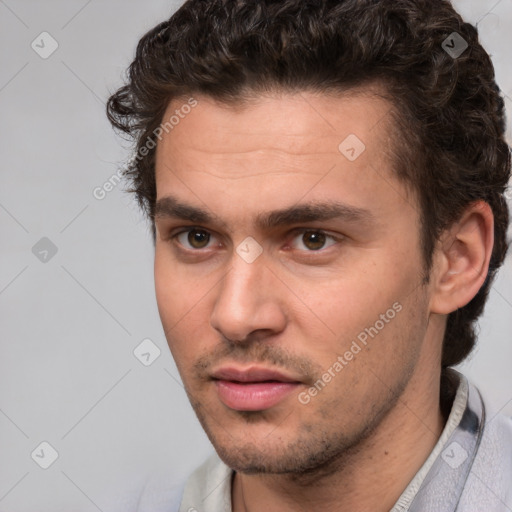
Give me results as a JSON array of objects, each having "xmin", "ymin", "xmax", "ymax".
[{"xmin": 153, "ymin": 90, "xmax": 434, "ymax": 474}]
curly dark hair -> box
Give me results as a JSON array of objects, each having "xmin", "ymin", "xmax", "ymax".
[{"xmin": 106, "ymin": 0, "xmax": 511, "ymax": 368}]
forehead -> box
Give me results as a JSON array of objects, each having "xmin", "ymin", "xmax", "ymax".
[
  {"xmin": 153, "ymin": 88, "xmax": 415, "ymax": 232},
  {"xmin": 157, "ymin": 88, "xmax": 395, "ymax": 166}
]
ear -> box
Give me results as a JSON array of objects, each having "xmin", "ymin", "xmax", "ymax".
[{"xmin": 429, "ymin": 200, "xmax": 494, "ymax": 315}]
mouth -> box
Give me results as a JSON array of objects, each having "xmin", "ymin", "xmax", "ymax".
[{"xmin": 211, "ymin": 366, "xmax": 302, "ymax": 411}]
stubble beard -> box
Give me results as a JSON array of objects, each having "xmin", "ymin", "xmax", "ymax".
[{"xmin": 186, "ymin": 373, "xmax": 410, "ymax": 485}]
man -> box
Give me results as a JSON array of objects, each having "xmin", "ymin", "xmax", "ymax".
[{"xmin": 107, "ymin": 0, "xmax": 512, "ymax": 510}]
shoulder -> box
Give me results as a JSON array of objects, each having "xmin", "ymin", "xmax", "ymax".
[
  {"xmin": 135, "ymin": 474, "xmax": 187, "ymax": 512},
  {"xmin": 178, "ymin": 452, "xmax": 233, "ymax": 512},
  {"xmin": 459, "ymin": 387, "xmax": 512, "ymax": 510},
  {"xmin": 136, "ymin": 452, "xmax": 232, "ymax": 512}
]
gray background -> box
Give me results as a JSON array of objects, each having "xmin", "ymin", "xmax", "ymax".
[{"xmin": 0, "ymin": 1, "xmax": 511, "ymax": 510}]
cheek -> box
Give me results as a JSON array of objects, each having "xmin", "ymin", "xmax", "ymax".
[
  {"xmin": 300, "ymin": 295, "xmax": 427, "ymax": 424},
  {"xmin": 297, "ymin": 258, "xmax": 424, "ymax": 381},
  {"xmin": 290, "ymin": 268, "xmax": 400, "ymax": 346},
  {"xmin": 154, "ymin": 255, "xmax": 179, "ymax": 326},
  {"xmin": 154, "ymin": 251, "xmax": 216, "ymax": 364},
  {"xmin": 154, "ymin": 249, "xmax": 207, "ymax": 323}
]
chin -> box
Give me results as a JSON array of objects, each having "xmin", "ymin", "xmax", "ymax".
[{"xmin": 204, "ymin": 421, "xmax": 366, "ymax": 478}]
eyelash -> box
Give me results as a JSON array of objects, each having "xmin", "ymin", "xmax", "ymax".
[{"xmin": 169, "ymin": 227, "xmax": 342, "ymax": 254}]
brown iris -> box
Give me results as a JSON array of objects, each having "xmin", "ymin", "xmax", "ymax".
[
  {"xmin": 301, "ymin": 230, "xmax": 326, "ymax": 250},
  {"xmin": 187, "ymin": 229, "xmax": 210, "ymax": 249}
]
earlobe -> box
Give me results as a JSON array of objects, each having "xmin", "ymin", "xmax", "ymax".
[{"xmin": 430, "ymin": 201, "xmax": 494, "ymax": 315}]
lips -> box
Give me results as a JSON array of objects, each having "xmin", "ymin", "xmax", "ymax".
[{"xmin": 211, "ymin": 366, "xmax": 302, "ymax": 411}]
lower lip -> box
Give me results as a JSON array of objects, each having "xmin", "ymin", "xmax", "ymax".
[{"xmin": 214, "ymin": 380, "xmax": 300, "ymax": 411}]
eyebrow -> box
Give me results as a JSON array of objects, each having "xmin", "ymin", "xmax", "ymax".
[{"xmin": 154, "ymin": 195, "xmax": 375, "ymax": 231}]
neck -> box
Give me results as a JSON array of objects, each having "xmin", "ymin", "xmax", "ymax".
[{"xmin": 232, "ymin": 367, "xmax": 446, "ymax": 512}]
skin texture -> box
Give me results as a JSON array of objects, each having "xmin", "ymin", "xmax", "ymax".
[{"xmin": 153, "ymin": 89, "xmax": 494, "ymax": 512}]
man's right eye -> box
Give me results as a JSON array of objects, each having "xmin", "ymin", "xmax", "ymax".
[{"xmin": 173, "ymin": 228, "xmax": 215, "ymax": 250}]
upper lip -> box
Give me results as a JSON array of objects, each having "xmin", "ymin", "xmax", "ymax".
[{"xmin": 211, "ymin": 366, "xmax": 301, "ymax": 383}]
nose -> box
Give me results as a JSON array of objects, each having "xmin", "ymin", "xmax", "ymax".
[{"xmin": 209, "ymin": 252, "xmax": 287, "ymax": 343}]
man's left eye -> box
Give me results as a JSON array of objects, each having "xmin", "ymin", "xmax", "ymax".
[{"xmin": 288, "ymin": 230, "xmax": 339, "ymax": 251}]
